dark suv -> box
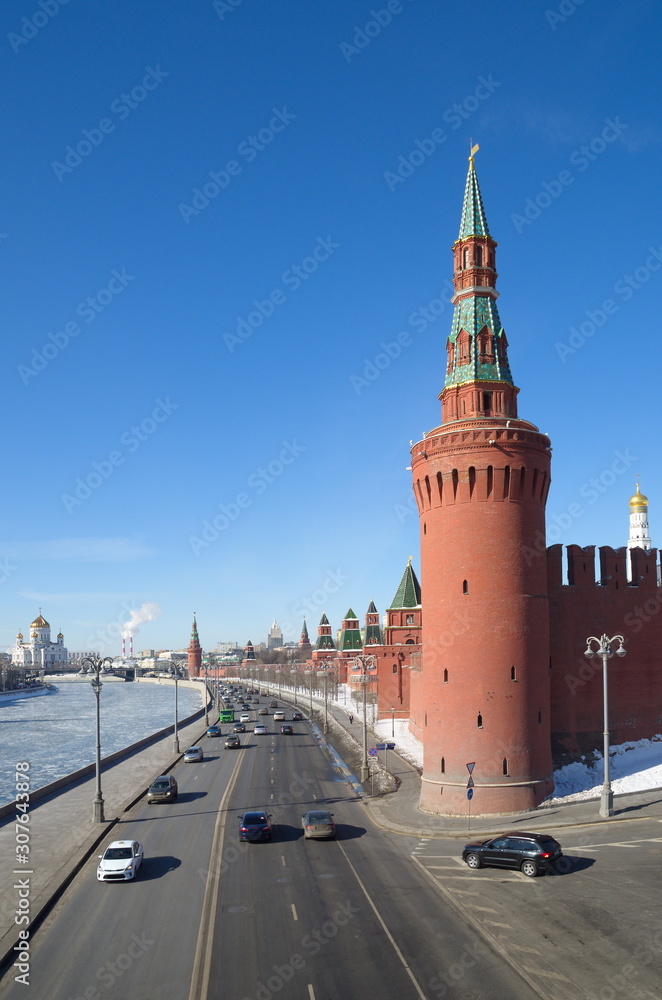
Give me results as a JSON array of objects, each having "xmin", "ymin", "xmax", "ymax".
[
  {"xmin": 461, "ymin": 832, "xmax": 563, "ymax": 877},
  {"xmin": 147, "ymin": 775, "xmax": 178, "ymax": 803}
]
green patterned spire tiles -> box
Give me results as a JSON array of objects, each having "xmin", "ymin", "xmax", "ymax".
[
  {"xmin": 390, "ymin": 561, "xmax": 421, "ymax": 609},
  {"xmin": 444, "ymin": 297, "xmax": 513, "ymax": 388},
  {"xmin": 458, "ymin": 158, "xmax": 491, "ymax": 239}
]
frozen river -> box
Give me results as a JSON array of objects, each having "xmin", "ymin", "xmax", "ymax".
[{"xmin": 0, "ymin": 676, "xmax": 203, "ymax": 806}]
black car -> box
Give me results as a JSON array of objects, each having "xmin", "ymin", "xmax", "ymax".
[
  {"xmin": 292, "ymin": 712, "xmax": 303, "ymax": 722},
  {"xmin": 280, "ymin": 724, "xmax": 294, "ymax": 735},
  {"xmin": 225, "ymin": 735, "xmax": 241, "ymax": 749},
  {"xmin": 462, "ymin": 831, "xmax": 563, "ymax": 877},
  {"xmin": 233, "ymin": 722, "xmax": 246, "ymax": 733},
  {"xmin": 239, "ymin": 810, "xmax": 272, "ymax": 842}
]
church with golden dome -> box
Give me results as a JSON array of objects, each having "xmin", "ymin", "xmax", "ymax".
[{"xmin": 10, "ymin": 612, "xmax": 69, "ymax": 668}]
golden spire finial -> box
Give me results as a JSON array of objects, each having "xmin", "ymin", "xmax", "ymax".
[{"xmin": 469, "ymin": 139, "xmax": 480, "ymax": 167}]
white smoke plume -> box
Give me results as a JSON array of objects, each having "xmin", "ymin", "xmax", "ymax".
[{"xmin": 121, "ymin": 602, "xmax": 162, "ymax": 639}]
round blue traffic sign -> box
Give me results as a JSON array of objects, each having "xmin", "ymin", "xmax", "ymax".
[{"xmin": 467, "ymin": 788, "xmax": 474, "ymax": 800}]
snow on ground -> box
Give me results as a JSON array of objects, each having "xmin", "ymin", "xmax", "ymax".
[
  {"xmin": 546, "ymin": 735, "xmax": 662, "ymax": 803},
  {"xmin": 278, "ymin": 681, "xmax": 662, "ymax": 802}
]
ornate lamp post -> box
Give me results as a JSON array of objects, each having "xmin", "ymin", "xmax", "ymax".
[
  {"xmin": 584, "ymin": 633, "xmax": 626, "ymax": 818},
  {"xmin": 82, "ymin": 655, "xmax": 113, "ymax": 823},
  {"xmin": 353, "ymin": 654, "xmax": 376, "ymax": 783}
]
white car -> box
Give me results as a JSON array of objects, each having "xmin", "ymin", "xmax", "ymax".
[
  {"xmin": 273, "ymin": 711, "xmax": 285, "ymax": 721},
  {"xmin": 97, "ymin": 840, "xmax": 144, "ymax": 881},
  {"xmin": 254, "ymin": 724, "xmax": 268, "ymax": 735},
  {"xmin": 239, "ymin": 713, "xmax": 251, "ymax": 723}
]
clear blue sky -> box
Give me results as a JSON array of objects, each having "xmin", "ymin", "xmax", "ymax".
[{"xmin": 1, "ymin": 0, "xmax": 660, "ymax": 653}]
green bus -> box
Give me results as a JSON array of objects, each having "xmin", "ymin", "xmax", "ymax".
[{"xmin": 219, "ymin": 709, "xmax": 235, "ymax": 724}]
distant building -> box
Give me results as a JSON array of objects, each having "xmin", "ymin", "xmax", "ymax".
[
  {"xmin": 10, "ymin": 613, "xmax": 68, "ymax": 668},
  {"xmin": 267, "ymin": 619, "xmax": 283, "ymax": 649}
]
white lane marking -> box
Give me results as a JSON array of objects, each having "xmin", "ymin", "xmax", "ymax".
[
  {"xmin": 463, "ymin": 903, "xmax": 498, "ymax": 913},
  {"xmin": 520, "ymin": 967, "xmax": 572, "ymax": 981},
  {"xmin": 337, "ymin": 842, "xmax": 428, "ymax": 1000},
  {"xmin": 291, "ymin": 903, "xmax": 298, "ymax": 921},
  {"xmin": 308, "ymin": 986, "xmax": 315, "ymax": 1000},
  {"xmin": 281, "ymin": 856, "xmax": 286, "ymax": 867},
  {"xmin": 484, "ymin": 921, "xmax": 512, "ymax": 929},
  {"xmin": 507, "ymin": 942, "xmax": 542, "ymax": 955},
  {"xmin": 428, "ymin": 865, "xmax": 467, "ymax": 870}
]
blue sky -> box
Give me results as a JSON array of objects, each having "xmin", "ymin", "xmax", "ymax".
[{"xmin": 1, "ymin": 0, "xmax": 660, "ymax": 653}]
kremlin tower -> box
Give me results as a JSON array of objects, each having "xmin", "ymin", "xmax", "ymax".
[
  {"xmin": 187, "ymin": 613, "xmax": 202, "ymax": 678},
  {"xmin": 411, "ymin": 151, "xmax": 554, "ymax": 815}
]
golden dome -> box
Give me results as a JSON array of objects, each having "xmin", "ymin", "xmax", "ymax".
[
  {"xmin": 30, "ymin": 613, "xmax": 49, "ymax": 628},
  {"xmin": 16, "ymin": 631, "xmax": 23, "ymax": 639},
  {"xmin": 629, "ymin": 484, "xmax": 648, "ymax": 509}
]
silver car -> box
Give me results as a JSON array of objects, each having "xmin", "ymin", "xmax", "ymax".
[
  {"xmin": 301, "ymin": 810, "xmax": 336, "ymax": 839},
  {"xmin": 184, "ymin": 746, "xmax": 204, "ymax": 762}
]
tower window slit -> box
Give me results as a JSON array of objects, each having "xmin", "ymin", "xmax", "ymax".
[
  {"xmin": 441, "ymin": 757, "xmax": 445, "ymax": 774},
  {"xmin": 503, "ymin": 758, "xmax": 509, "ymax": 775},
  {"xmin": 510, "ymin": 665, "xmax": 516, "ymax": 681},
  {"xmin": 462, "ymin": 580, "xmax": 468, "ymax": 595},
  {"xmin": 477, "ymin": 713, "xmax": 483, "ymax": 729},
  {"xmin": 487, "ymin": 465, "xmax": 493, "ymax": 498},
  {"xmin": 443, "ymin": 669, "xmax": 448, "ymax": 682}
]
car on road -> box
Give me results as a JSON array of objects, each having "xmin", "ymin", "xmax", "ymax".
[
  {"xmin": 258, "ymin": 706, "xmax": 268, "ymax": 715},
  {"xmin": 147, "ymin": 775, "xmax": 178, "ymax": 803},
  {"xmin": 292, "ymin": 711, "xmax": 303, "ymax": 722},
  {"xmin": 206, "ymin": 725, "xmax": 222, "ymax": 738},
  {"xmin": 184, "ymin": 746, "xmax": 204, "ymax": 762},
  {"xmin": 239, "ymin": 810, "xmax": 272, "ymax": 842},
  {"xmin": 302, "ymin": 810, "xmax": 336, "ymax": 840},
  {"xmin": 225, "ymin": 734, "xmax": 241, "ymax": 749},
  {"xmin": 280, "ymin": 724, "xmax": 294, "ymax": 735},
  {"xmin": 273, "ymin": 710, "xmax": 285, "ymax": 721},
  {"xmin": 97, "ymin": 840, "xmax": 144, "ymax": 881},
  {"xmin": 233, "ymin": 722, "xmax": 246, "ymax": 733},
  {"xmin": 254, "ymin": 724, "xmax": 268, "ymax": 735},
  {"xmin": 241, "ymin": 703, "xmax": 251, "ymax": 710},
  {"xmin": 252, "ymin": 697, "xmax": 260, "ymax": 703},
  {"xmin": 461, "ymin": 832, "xmax": 563, "ymax": 877},
  {"xmin": 239, "ymin": 713, "xmax": 251, "ymax": 723},
  {"xmin": 269, "ymin": 700, "xmax": 278, "ymax": 708}
]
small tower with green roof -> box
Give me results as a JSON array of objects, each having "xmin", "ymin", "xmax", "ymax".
[
  {"xmin": 364, "ymin": 600, "xmax": 382, "ymax": 645},
  {"xmin": 339, "ymin": 608, "xmax": 363, "ymax": 652}
]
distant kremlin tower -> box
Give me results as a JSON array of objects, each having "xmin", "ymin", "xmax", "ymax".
[{"xmin": 187, "ymin": 613, "xmax": 202, "ymax": 678}]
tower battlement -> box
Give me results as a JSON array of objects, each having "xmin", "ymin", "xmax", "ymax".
[{"xmin": 547, "ymin": 543, "xmax": 660, "ymax": 590}]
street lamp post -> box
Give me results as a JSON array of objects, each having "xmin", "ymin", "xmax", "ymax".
[
  {"xmin": 323, "ymin": 670, "xmax": 329, "ymax": 734},
  {"xmin": 82, "ymin": 655, "xmax": 113, "ymax": 823},
  {"xmin": 584, "ymin": 633, "xmax": 626, "ymax": 818},
  {"xmin": 172, "ymin": 668, "xmax": 180, "ymax": 753},
  {"xmin": 354, "ymin": 655, "xmax": 376, "ymax": 783},
  {"xmin": 203, "ymin": 663, "xmax": 210, "ymax": 726}
]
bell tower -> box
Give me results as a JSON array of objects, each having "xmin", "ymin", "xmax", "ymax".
[{"xmin": 411, "ymin": 151, "xmax": 554, "ymax": 815}]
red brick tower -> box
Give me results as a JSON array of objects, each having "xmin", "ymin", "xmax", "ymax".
[
  {"xmin": 411, "ymin": 151, "xmax": 554, "ymax": 815},
  {"xmin": 187, "ymin": 613, "xmax": 202, "ymax": 678}
]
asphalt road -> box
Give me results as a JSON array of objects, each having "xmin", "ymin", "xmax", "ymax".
[
  {"xmin": 0, "ymin": 706, "xmax": 546, "ymax": 1000},
  {"xmin": 407, "ymin": 819, "xmax": 662, "ymax": 1000}
]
